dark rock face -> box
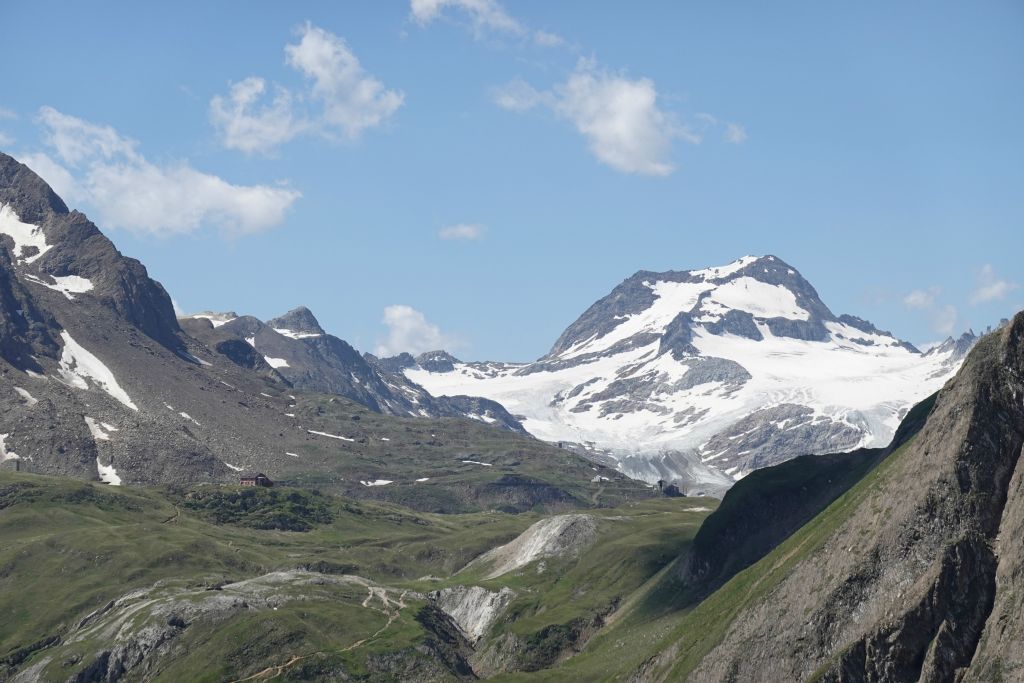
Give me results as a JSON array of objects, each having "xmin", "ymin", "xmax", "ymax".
[
  {"xmin": 0, "ymin": 152, "xmax": 182, "ymax": 351},
  {"xmin": 569, "ymin": 357, "xmax": 749, "ymax": 420},
  {"xmin": 182, "ymin": 311, "xmax": 526, "ymax": 432},
  {"xmin": 266, "ymin": 306, "xmax": 325, "ymax": 336},
  {"xmin": 365, "ymin": 352, "xmax": 416, "ymax": 374},
  {"xmin": 0, "ymin": 153, "xmax": 68, "ymax": 221},
  {"xmin": 658, "ymin": 312, "xmax": 697, "ymax": 359},
  {"xmin": 0, "ymin": 248, "xmax": 59, "ymax": 372},
  {"xmin": 546, "ymin": 273, "xmax": 663, "ymax": 358},
  {"xmin": 417, "ymin": 350, "xmax": 460, "ymax": 374},
  {"xmin": 674, "ymin": 311, "xmax": 1024, "ymax": 682},
  {"xmin": 214, "ymin": 339, "xmax": 274, "ymax": 372},
  {"xmin": 699, "ymin": 403, "xmax": 866, "ymax": 473},
  {"xmin": 701, "ymin": 309, "xmax": 762, "ymax": 341},
  {"xmin": 677, "ymin": 444, "xmax": 891, "ymax": 599}
]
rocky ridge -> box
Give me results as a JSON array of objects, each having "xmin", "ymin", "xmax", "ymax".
[{"xmin": 651, "ymin": 311, "xmax": 1024, "ymax": 681}]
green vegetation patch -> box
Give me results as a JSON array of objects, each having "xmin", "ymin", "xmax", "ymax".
[{"xmin": 169, "ymin": 485, "xmax": 334, "ymax": 531}]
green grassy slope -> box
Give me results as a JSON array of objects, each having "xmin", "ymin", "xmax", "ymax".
[
  {"xmin": 0, "ymin": 473, "xmax": 712, "ymax": 681},
  {"xmin": 500, "ymin": 436, "xmax": 915, "ymax": 682}
]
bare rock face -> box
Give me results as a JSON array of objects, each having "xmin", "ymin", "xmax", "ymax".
[
  {"xmin": 0, "ymin": 152, "xmax": 182, "ymax": 351},
  {"xmin": 667, "ymin": 312, "xmax": 1024, "ymax": 682},
  {"xmin": 466, "ymin": 513, "xmax": 599, "ymax": 579},
  {"xmin": 431, "ymin": 585, "xmax": 516, "ymax": 642},
  {"xmin": 0, "ymin": 247, "xmax": 60, "ymax": 372}
]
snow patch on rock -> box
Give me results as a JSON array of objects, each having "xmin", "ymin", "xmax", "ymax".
[
  {"xmin": 84, "ymin": 416, "xmax": 114, "ymax": 441},
  {"xmin": 14, "ymin": 387, "xmax": 38, "ymax": 406},
  {"xmin": 0, "ymin": 203, "xmax": 52, "ymax": 264},
  {"xmin": 273, "ymin": 328, "xmax": 322, "ymax": 340},
  {"xmin": 58, "ymin": 331, "xmax": 138, "ymax": 411},
  {"xmin": 0, "ymin": 433, "xmax": 21, "ymax": 461},
  {"xmin": 308, "ymin": 429, "xmax": 354, "ymax": 442},
  {"xmin": 23, "ymin": 273, "xmax": 94, "ymax": 300},
  {"xmin": 186, "ymin": 312, "xmax": 237, "ymax": 327},
  {"xmin": 96, "ymin": 458, "xmax": 121, "ymax": 485}
]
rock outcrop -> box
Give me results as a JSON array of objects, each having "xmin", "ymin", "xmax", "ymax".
[{"xmin": 654, "ymin": 313, "xmax": 1024, "ymax": 681}]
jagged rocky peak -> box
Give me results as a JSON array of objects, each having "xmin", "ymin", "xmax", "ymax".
[
  {"xmin": 0, "ymin": 152, "xmax": 184, "ymax": 351},
  {"xmin": 267, "ymin": 306, "xmax": 325, "ymax": 339},
  {"xmin": 545, "ymin": 254, "xmax": 847, "ymax": 360},
  {"xmin": 364, "ymin": 352, "xmax": 417, "ymax": 375},
  {"xmin": 925, "ymin": 329, "xmax": 979, "ymax": 360},
  {"xmin": 416, "ymin": 350, "xmax": 461, "ymax": 373},
  {"xmin": 0, "ymin": 151, "xmax": 69, "ymax": 225}
]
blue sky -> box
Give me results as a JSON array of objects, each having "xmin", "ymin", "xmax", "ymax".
[{"xmin": 1, "ymin": 1, "xmax": 1021, "ymax": 361}]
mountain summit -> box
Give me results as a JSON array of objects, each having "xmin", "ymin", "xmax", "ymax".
[
  {"xmin": 0, "ymin": 152, "xmax": 182, "ymax": 351},
  {"xmin": 267, "ymin": 306, "xmax": 326, "ymax": 338},
  {"xmin": 406, "ymin": 255, "xmax": 976, "ymax": 491}
]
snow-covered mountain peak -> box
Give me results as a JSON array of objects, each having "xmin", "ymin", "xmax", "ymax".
[
  {"xmin": 406, "ymin": 255, "xmax": 978, "ymax": 494},
  {"xmin": 543, "ymin": 255, "xmax": 855, "ymax": 371}
]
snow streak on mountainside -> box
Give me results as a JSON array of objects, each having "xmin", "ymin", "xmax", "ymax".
[{"xmin": 406, "ymin": 256, "xmax": 975, "ymax": 490}]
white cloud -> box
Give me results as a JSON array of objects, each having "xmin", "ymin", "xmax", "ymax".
[
  {"xmin": 39, "ymin": 106, "xmax": 138, "ymax": 166},
  {"xmin": 970, "ymin": 264, "xmax": 1018, "ymax": 305},
  {"xmin": 376, "ymin": 305, "xmax": 460, "ymax": 356},
  {"xmin": 27, "ymin": 107, "xmax": 300, "ymax": 236},
  {"xmin": 934, "ymin": 305, "xmax": 958, "ymax": 335},
  {"xmin": 210, "ymin": 24, "xmax": 403, "ymax": 154},
  {"xmin": 209, "ymin": 77, "xmax": 303, "ymax": 154},
  {"xmin": 438, "ymin": 223, "xmax": 484, "ymax": 240},
  {"xmin": 900, "ymin": 285, "xmax": 960, "ymax": 335},
  {"xmin": 496, "ymin": 60, "xmax": 697, "ymax": 176},
  {"xmin": 285, "ymin": 23, "xmax": 404, "ymax": 141},
  {"xmin": 533, "ymin": 30, "xmax": 564, "ymax": 47},
  {"xmin": 410, "ymin": 0, "xmax": 524, "ymax": 37},
  {"xmin": 903, "ymin": 286, "xmax": 940, "ymax": 310},
  {"xmin": 491, "ymin": 78, "xmax": 545, "ymax": 112},
  {"xmin": 724, "ymin": 122, "xmax": 748, "ymax": 144},
  {"xmin": 694, "ymin": 112, "xmax": 717, "ymax": 126}
]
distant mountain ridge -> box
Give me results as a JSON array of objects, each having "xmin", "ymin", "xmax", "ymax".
[
  {"xmin": 180, "ymin": 306, "xmax": 525, "ymax": 431},
  {"xmin": 1, "ymin": 151, "xmax": 643, "ymax": 511},
  {"xmin": 404, "ymin": 254, "xmax": 977, "ymax": 492}
]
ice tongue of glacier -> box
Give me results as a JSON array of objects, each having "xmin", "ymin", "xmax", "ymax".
[{"xmin": 405, "ymin": 255, "xmax": 977, "ymax": 491}]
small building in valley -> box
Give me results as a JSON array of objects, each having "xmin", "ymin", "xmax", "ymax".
[{"xmin": 239, "ymin": 472, "xmax": 273, "ymax": 487}]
